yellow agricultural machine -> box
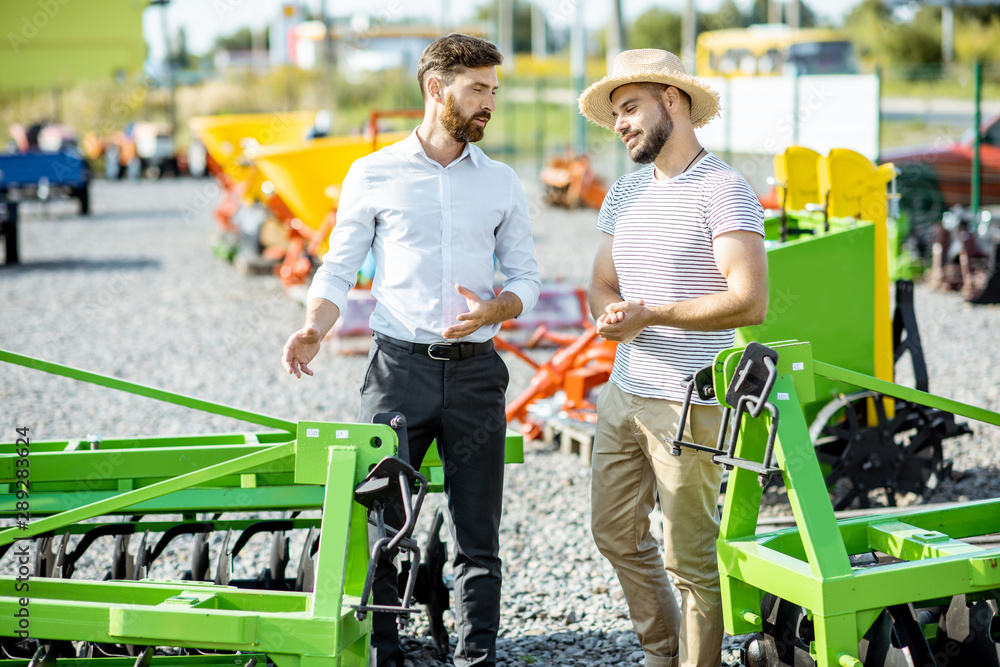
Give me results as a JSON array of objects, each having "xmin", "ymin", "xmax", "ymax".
[
  {"xmin": 249, "ymin": 110, "xmax": 419, "ymax": 288},
  {"xmin": 189, "ymin": 111, "xmax": 319, "ymax": 242},
  {"xmin": 191, "ymin": 110, "xmax": 418, "ymax": 290}
]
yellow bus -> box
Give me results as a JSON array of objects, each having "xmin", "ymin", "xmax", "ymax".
[{"xmin": 695, "ymin": 25, "xmax": 858, "ymax": 77}]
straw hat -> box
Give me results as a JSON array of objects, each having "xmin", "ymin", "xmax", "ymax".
[{"xmin": 578, "ymin": 49, "xmax": 720, "ymax": 130}]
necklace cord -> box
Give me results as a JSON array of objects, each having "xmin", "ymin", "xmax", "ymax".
[{"xmin": 682, "ymin": 147, "xmax": 705, "ymax": 174}]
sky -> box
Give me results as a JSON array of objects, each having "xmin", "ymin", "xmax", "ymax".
[{"xmin": 143, "ymin": 0, "xmax": 860, "ymax": 62}]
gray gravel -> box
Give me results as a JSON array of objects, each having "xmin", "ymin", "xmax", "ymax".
[{"xmin": 2, "ymin": 178, "xmax": 1000, "ymax": 667}]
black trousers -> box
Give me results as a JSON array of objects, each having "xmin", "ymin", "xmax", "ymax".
[{"xmin": 357, "ymin": 335, "xmax": 509, "ymax": 667}]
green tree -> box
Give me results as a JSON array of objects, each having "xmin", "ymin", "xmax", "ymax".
[
  {"xmin": 702, "ymin": 0, "xmax": 744, "ymax": 31},
  {"xmin": 628, "ymin": 7, "xmax": 682, "ymax": 54},
  {"xmin": 884, "ymin": 6, "xmax": 941, "ymax": 67},
  {"xmin": 845, "ymin": 0, "xmax": 942, "ymax": 70},
  {"xmin": 212, "ymin": 27, "xmax": 269, "ymax": 54},
  {"xmin": 745, "ymin": 0, "xmax": 816, "ymax": 28},
  {"xmin": 474, "ymin": 0, "xmax": 540, "ymax": 53}
]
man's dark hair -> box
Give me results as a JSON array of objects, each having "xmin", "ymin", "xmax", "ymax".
[
  {"xmin": 416, "ymin": 33, "xmax": 503, "ymax": 100},
  {"xmin": 637, "ymin": 82, "xmax": 692, "ymax": 111}
]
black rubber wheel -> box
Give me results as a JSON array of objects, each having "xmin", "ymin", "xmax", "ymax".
[
  {"xmin": 75, "ymin": 183, "xmax": 90, "ymax": 216},
  {"xmin": 1, "ymin": 201, "xmax": 19, "ymax": 264}
]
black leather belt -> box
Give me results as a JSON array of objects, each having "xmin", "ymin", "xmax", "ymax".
[{"xmin": 374, "ymin": 332, "xmax": 494, "ymax": 361}]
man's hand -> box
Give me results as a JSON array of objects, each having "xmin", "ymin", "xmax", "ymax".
[
  {"xmin": 444, "ymin": 284, "xmax": 493, "ymax": 339},
  {"xmin": 282, "ymin": 325, "xmax": 324, "ymax": 378},
  {"xmin": 595, "ymin": 298, "xmax": 647, "ymax": 343},
  {"xmin": 443, "ymin": 285, "xmax": 523, "ymax": 339}
]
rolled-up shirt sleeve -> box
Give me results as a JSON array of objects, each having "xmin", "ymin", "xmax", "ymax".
[
  {"xmin": 495, "ymin": 169, "xmax": 541, "ymax": 316},
  {"xmin": 306, "ymin": 162, "xmax": 376, "ymax": 314}
]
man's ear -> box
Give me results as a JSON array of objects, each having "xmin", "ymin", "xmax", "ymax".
[
  {"xmin": 663, "ymin": 85, "xmax": 681, "ymax": 111},
  {"xmin": 426, "ymin": 75, "xmax": 443, "ymax": 103}
]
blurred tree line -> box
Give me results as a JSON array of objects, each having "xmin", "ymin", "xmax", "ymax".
[
  {"xmin": 844, "ymin": 0, "xmax": 1000, "ymax": 68},
  {"xmin": 627, "ymin": 0, "xmax": 819, "ymax": 54},
  {"xmin": 203, "ymin": 0, "xmax": 999, "ymax": 73},
  {"xmin": 468, "ymin": 0, "xmax": 998, "ymax": 74}
]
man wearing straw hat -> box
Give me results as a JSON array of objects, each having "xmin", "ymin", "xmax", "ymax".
[
  {"xmin": 282, "ymin": 33, "xmax": 540, "ymax": 667},
  {"xmin": 579, "ymin": 49, "xmax": 768, "ymax": 667}
]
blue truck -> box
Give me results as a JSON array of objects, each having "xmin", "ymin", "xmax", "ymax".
[{"xmin": 0, "ymin": 148, "xmax": 91, "ymax": 215}]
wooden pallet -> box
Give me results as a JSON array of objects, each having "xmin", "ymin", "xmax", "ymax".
[{"xmin": 541, "ymin": 417, "xmax": 596, "ymax": 466}]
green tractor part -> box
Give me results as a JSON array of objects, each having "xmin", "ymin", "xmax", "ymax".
[
  {"xmin": 744, "ymin": 147, "xmax": 972, "ymax": 510},
  {"xmin": 671, "ymin": 340, "xmax": 1000, "ymax": 667},
  {"xmin": 0, "ymin": 349, "xmax": 522, "ymax": 666}
]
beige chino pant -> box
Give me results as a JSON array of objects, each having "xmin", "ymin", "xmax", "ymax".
[{"xmin": 591, "ymin": 382, "xmax": 726, "ymax": 667}]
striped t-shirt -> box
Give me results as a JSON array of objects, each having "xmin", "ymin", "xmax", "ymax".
[{"xmin": 597, "ymin": 153, "xmax": 765, "ymax": 404}]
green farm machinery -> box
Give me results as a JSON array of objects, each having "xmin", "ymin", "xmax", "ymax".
[
  {"xmin": 740, "ymin": 147, "xmax": 973, "ymax": 511},
  {"xmin": 680, "ymin": 146, "xmax": 1000, "ymax": 666},
  {"xmin": 0, "ymin": 349, "xmax": 522, "ymax": 666},
  {"xmin": 671, "ymin": 339, "xmax": 1000, "ymax": 667}
]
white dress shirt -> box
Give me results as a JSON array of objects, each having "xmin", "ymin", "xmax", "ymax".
[{"xmin": 307, "ymin": 129, "xmax": 541, "ymax": 343}]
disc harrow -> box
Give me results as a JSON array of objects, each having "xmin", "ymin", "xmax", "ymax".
[{"xmin": 0, "ymin": 349, "xmax": 523, "ymax": 667}]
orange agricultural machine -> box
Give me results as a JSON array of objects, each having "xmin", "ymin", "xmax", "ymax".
[
  {"xmin": 540, "ymin": 153, "xmax": 608, "ymax": 210},
  {"xmin": 500, "ymin": 326, "xmax": 616, "ymax": 441}
]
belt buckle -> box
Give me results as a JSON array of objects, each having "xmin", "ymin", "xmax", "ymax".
[{"xmin": 427, "ymin": 343, "xmax": 456, "ymax": 361}]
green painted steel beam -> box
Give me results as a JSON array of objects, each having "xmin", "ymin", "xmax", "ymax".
[
  {"xmin": 0, "ymin": 442, "xmax": 295, "ymax": 545},
  {"xmin": 7, "ymin": 486, "xmax": 325, "ymax": 516},
  {"xmin": 0, "ymin": 516, "xmax": 323, "ymax": 536},
  {"xmin": 814, "ymin": 360, "xmax": 1000, "ymax": 426},
  {"xmin": 0, "ymin": 431, "xmax": 293, "ymax": 453},
  {"xmin": 0, "ymin": 349, "xmax": 295, "ymax": 433},
  {"xmin": 866, "ymin": 520, "xmax": 985, "ymax": 560},
  {"xmin": 0, "ymin": 656, "xmax": 265, "ymax": 667},
  {"xmin": 0, "ymin": 444, "xmax": 291, "ymax": 485}
]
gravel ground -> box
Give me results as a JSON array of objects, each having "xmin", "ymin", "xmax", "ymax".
[{"xmin": 2, "ymin": 178, "xmax": 1000, "ymax": 666}]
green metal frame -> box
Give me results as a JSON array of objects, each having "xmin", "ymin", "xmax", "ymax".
[
  {"xmin": 0, "ymin": 349, "xmax": 523, "ymax": 665},
  {"xmin": 739, "ymin": 213, "xmax": 885, "ymax": 425},
  {"xmin": 714, "ymin": 340, "xmax": 1000, "ymax": 667}
]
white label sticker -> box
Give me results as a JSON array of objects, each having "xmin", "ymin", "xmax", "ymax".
[
  {"xmin": 792, "ymin": 362, "xmax": 804, "ymax": 371},
  {"xmin": 336, "ymin": 430, "xmax": 349, "ymax": 439},
  {"xmin": 777, "ymin": 392, "xmax": 789, "ymax": 400},
  {"xmin": 307, "ymin": 428, "xmax": 320, "ymax": 438}
]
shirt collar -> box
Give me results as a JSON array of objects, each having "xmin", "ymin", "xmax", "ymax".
[{"xmin": 399, "ymin": 127, "xmax": 479, "ymax": 167}]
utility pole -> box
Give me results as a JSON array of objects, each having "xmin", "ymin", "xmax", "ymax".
[
  {"xmin": 768, "ymin": 0, "xmax": 782, "ymax": 24},
  {"xmin": 571, "ymin": 1, "xmax": 585, "ymax": 155},
  {"xmin": 321, "ymin": 0, "xmax": 335, "ymax": 68},
  {"xmin": 150, "ymin": 0, "xmax": 176, "ymax": 138},
  {"xmin": 682, "ymin": 0, "xmax": 696, "ymax": 72},
  {"xmin": 787, "ymin": 0, "xmax": 800, "ymax": 28},
  {"xmin": 531, "ymin": 3, "xmax": 546, "ymax": 59},
  {"xmin": 941, "ymin": 3, "xmax": 955, "ymax": 64},
  {"xmin": 607, "ymin": 0, "xmax": 624, "ymax": 74},
  {"xmin": 498, "ymin": 0, "xmax": 515, "ymax": 73}
]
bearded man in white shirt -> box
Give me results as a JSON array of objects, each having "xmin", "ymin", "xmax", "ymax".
[{"xmin": 282, "ymin": 33, "xmax": 540, "ymax": 667}]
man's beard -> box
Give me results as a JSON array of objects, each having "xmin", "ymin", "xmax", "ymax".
[
  {"xmin": 440, "ymin": 92, "xmax": 489, "ymax": 143},
  {"xmin": 628, "ymin": 103, "xmax": 673, "ymax": 164}
]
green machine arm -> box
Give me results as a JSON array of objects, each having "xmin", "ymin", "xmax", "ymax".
[{"xmin": 694, "ymin": 341, "xmax": 1000, "ymax": 667}]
